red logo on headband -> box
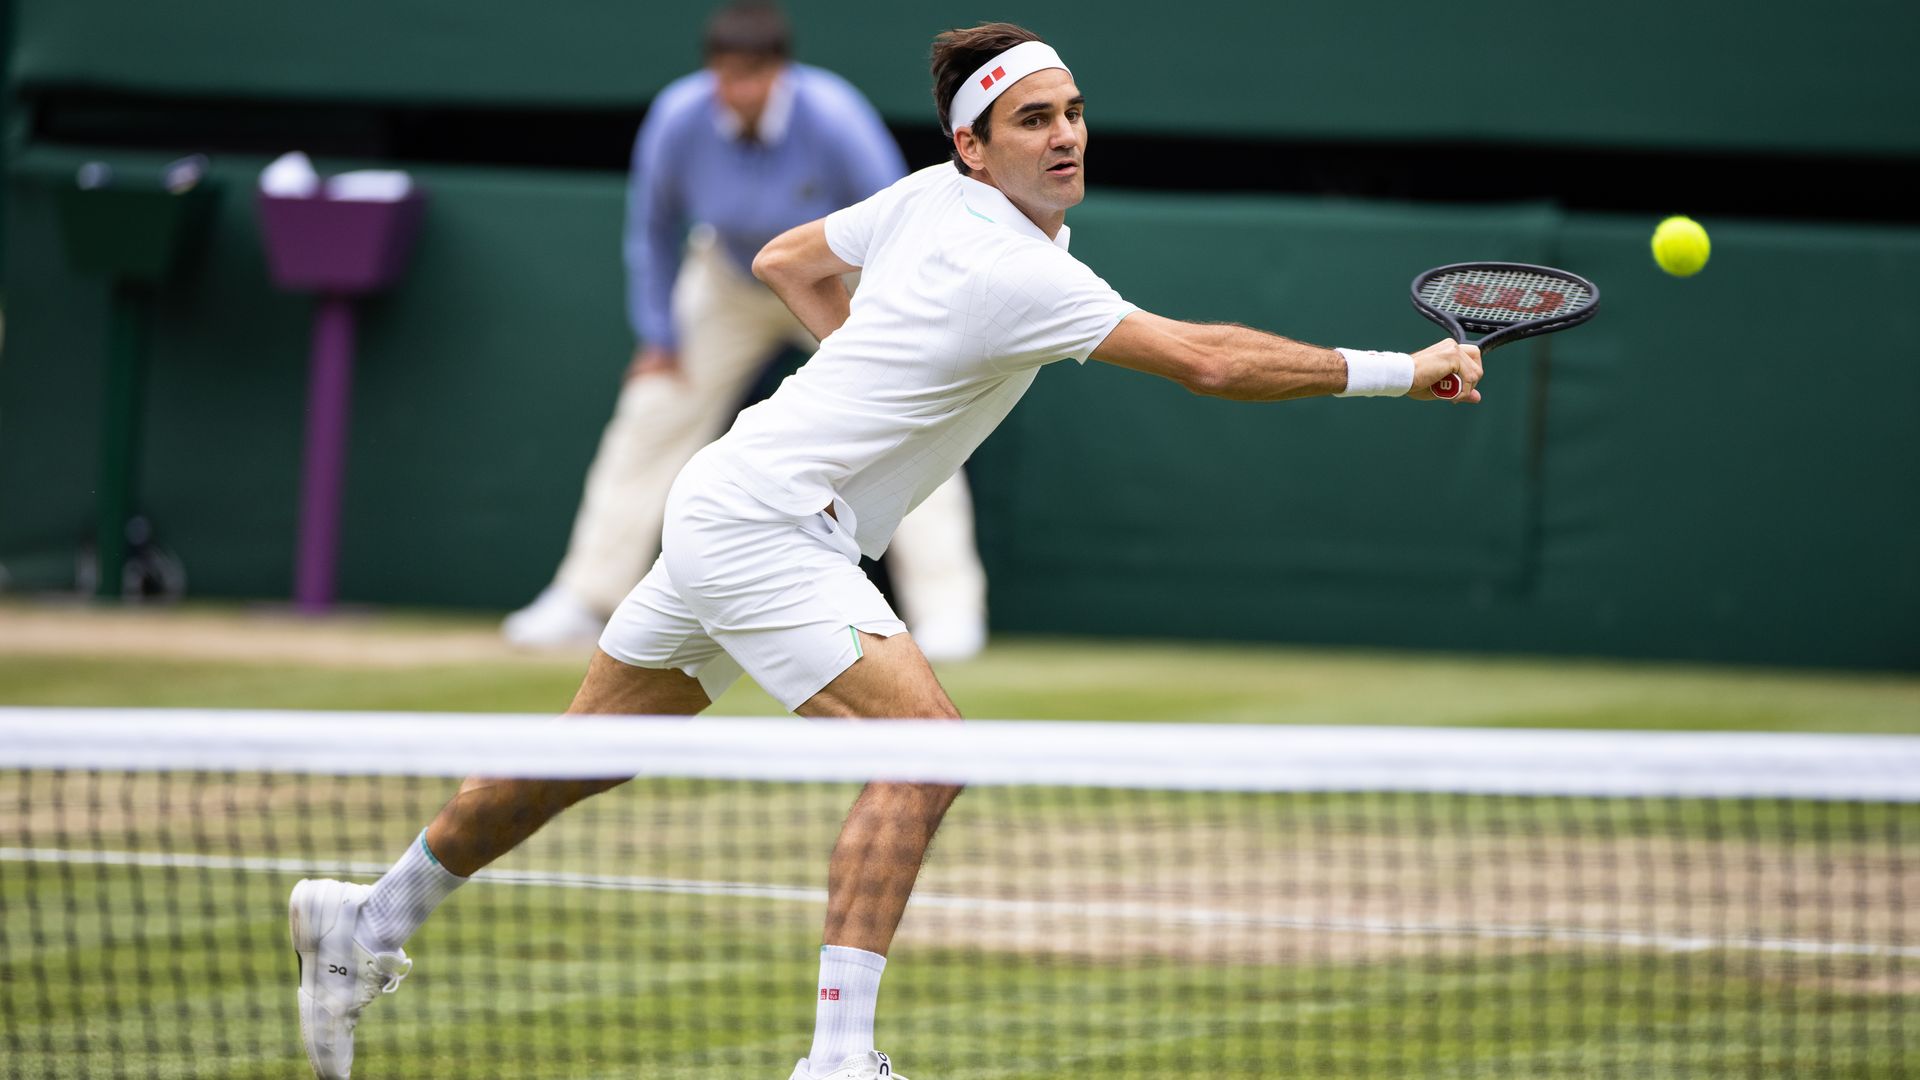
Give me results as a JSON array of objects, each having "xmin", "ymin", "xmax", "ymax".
[{"xmin": 980, "ymin": 65, "xmax": 1006, "ymax": 90}]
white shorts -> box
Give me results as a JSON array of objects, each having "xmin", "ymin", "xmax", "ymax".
[{"xmin": 598, "ymin": 450, "xmax": 907, "ymax": 710}]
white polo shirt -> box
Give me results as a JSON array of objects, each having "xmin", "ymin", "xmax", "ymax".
[{"xmin": 704, "ymin": 163, "xmax": 1138, "ymax": 558}]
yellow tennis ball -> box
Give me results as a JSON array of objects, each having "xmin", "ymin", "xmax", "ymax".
[{"xmin": 1651, "ymin": 216, "xmax": 1710, "ymax": 277}]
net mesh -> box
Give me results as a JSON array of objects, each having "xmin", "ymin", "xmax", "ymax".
[
  {"xmin": 4, "ymin": 709, "xmax": 1916, "ymax": 1079},
  {"xmin": 1417, "ymin": 267, "xmax": 1593, "ymax": 326}
]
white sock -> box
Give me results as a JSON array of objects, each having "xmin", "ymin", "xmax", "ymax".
[
  {"xmin": 356, "ymin": 829, "xmax": 467, "ymax": 954},
  {"xmin": 806, "ymin": 944, "xmax": 888, "ymax": 1073}
]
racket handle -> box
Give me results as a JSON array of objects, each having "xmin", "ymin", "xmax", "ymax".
[{"xmin": 1431, "ymin": 375, "xmax": 1461, "ymax": 400}]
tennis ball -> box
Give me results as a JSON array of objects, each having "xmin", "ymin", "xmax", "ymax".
[{"xmin": 1651, "ymin": 216, "xmax": 1710, "ymax": 277}]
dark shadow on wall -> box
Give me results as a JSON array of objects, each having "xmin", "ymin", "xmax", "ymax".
[{"xmin": 23, "ymin": 88, "xmax": 1920, "ymax": 226}]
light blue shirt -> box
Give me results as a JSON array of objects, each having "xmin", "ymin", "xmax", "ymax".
[{"xmin": 625, "ymin": 63, "xmax": 906, "ymax": 349}]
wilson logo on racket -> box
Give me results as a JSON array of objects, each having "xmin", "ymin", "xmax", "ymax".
[
  {"xmin": 1451, "ymin": 284, "xmax": 1567, "ymax": 315},
  {"xmin": 1409, "ymin": 261, "xmax": 1601, "ymax": 400}
]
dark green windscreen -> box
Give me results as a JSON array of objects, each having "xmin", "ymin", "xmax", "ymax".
[
  {"xmin": 9, "ymin": 0, "xmax": 1919, "ymax": 155},
  {"xmin": 5, "ymin": 147, "xmax": 1914, "ymax": 668}
]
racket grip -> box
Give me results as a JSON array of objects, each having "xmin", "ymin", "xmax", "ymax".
[{"xmin": 1431, "ymin": 375, "xmax": 1461, "ymax": 400}]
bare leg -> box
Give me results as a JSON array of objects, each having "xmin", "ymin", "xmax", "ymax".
[
  {"xmin": 797, "ymin": 632, "xmax": 963, "ymax": 956},
  {"xmin": 423, "ymin": 650, "xmax": 711, "ymax": 876}
]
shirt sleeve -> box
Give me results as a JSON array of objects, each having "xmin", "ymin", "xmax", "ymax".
[
  {"xmin": 979, "ymin": 244, "xmax": 1139, "ymax": 369},
  {"xmin": 823, "ymin": 185, "xmax": 889, "ymax": 267},
  {"xmin": 624, "ymin": 105, "xmax": 685, "ymax": 348}
]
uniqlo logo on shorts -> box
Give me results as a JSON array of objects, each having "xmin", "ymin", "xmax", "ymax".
[{"xmin": 820, "ymin": 988, "xmax": 841, "ymax": 1001}]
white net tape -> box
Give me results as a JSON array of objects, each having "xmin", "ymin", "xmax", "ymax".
[{"xmin": 3, "ymin": 707, "xmax": 1916, "ymax": 800}]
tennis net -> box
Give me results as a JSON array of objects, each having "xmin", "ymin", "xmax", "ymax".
[{"xmin": 3, "ymin": 707, "xmax": 1916, "ymax": 1078}]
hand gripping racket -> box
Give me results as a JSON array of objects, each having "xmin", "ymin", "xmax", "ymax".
[{"xmin": 1411, "ymin": 262, "xmax": 1600, "ymax": 399}]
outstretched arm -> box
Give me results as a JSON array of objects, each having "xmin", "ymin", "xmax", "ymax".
[
  {"xmin": 1091, "ymin": 311, "xmax": 1484, "ymax": 403},
  {"xmin": 752, "ymin": 220, "xmax": 859, "ymax": 343}
]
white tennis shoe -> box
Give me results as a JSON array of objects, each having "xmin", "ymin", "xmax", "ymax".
[
  {"xmin": 908, "ymin": 615, "xmax": 986, "ymax": 664},
  {"xmin": 501, "ymin": 585, "xmax": 604, "ymax": 648},
  {"xmin": 791, "ymin": 1050, "xmax": 909, "ymax": 1080},
  {"xmin": 289, "ymin": 878, "xmax": 412, "ymax": 1080}
]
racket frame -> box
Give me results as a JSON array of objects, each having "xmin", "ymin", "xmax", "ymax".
[{"xmin": 1408, "ymin": 261, "xmax": 1600, "ymax": 398}]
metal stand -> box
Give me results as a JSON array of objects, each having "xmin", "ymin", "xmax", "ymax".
[
  {"xmin": 257, "ymin": 189, "xmax": 426, "ymax": 611},
  {"xmin": 94, "ymin": 282, "xmax": 152, "ymax": 598},
  {"xmin": 293, "ymin": 295, "xmax": 359, "ymax": 610}
]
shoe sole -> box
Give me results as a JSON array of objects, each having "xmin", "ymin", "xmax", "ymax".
[{"xmin": 289, "ymin": 878, "xmax": 346, "ymax": 1080}]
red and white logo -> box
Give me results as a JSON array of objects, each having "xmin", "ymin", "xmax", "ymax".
[
  {"xmin": 979, "ymin": 65, "xmax": 1007, "ymax": 90},
  {"xmin": 1453, "ymin": 283, "xmax": 1565, "ymax": 315},
  {"xmin": 820, "ymin": 988, "xmax": 841, "ymax": 1001}
]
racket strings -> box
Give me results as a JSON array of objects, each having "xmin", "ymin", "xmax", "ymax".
[{"xmin": 1419, "ymin": 268, "xmax": 1592, "ymax": 325}]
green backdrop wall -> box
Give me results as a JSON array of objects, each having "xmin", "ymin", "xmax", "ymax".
[
  {"xmin": 1, "ymin": 150, "xmax": 629, "ymax": 605},
  {"xmin": 5, "ymin": 1, "xmax": 1918, "ymax": 670},
  {"xmin": 977, "ymin": 198, "xmax": 1920, "ymax": 670},
  {"xmin": 10, "ymin": 0, "xmax": 1920, "ymax": 156},
  {"xmin": 4, "ymin": 146, "xmax": 1915, "ymax": 669},
  {"xmin": 0, "ymin": 0, "xmax": 13, "ymax": 283}
]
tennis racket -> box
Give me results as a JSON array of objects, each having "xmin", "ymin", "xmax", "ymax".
[{"xmin": 1411, "ymin": 262, "xmax": 1600, "ymax": 399}]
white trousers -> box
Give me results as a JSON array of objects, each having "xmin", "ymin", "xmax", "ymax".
[{"xmin": 552, "ymin": 236, "xmax": 987, "ymax": 631}]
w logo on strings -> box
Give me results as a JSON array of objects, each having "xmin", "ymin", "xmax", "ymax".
[{"xmin": 1452, "ymin": 283, "xmax": 1567, "ymax": 315}]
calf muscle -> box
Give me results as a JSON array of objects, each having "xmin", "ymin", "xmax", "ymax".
[
  {"xmin": 800, "ymin": 631, "xmax": 965, "ymax": 955},
  {"xmin": 423, "ymin": 650, "xmax": 711, "ymax": 877}
]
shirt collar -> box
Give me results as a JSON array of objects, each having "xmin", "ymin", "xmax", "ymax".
[
  {"xmin": 713, "ymin": 66, "xmax": 796, "ymax": 144},
  {"xmin": 958, "ymin": 175, "xmax": 1072, "ymax": 251}
]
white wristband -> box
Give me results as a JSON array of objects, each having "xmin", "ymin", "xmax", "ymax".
[{"xmin": 1335, "ymin": 348, "xmax": 1416, "ymax": 398}]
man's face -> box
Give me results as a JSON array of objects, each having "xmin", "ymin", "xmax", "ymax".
[
  {"xmin": 709, "ymin": 51, "xmax": 782, "ymax": 134},
  {"xmin": 971, "ymin": 69, "xmax": 1088, "ymax": 218}
]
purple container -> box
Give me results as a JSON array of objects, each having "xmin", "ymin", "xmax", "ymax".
[{"xmin": 256, "ymin": 191, "xmax": 427, "ymax": 295}]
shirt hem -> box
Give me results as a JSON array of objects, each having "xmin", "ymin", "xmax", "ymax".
[{"xmin": 702, "ymin": 450, "xmax": 832, "ymax": 519}]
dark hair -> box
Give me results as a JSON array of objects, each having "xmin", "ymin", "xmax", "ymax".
[
  {"xmin": 703, "ymin": 1, "xmax": 792, "ymax": 60},
  {"xmin": 929, "ymin": 22, "xmax": 1045, "ymax": 175}
]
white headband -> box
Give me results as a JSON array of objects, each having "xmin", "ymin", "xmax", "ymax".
[{"xmin": 947, "ymin": 40, "xmax": 1071, "ymax": 132}]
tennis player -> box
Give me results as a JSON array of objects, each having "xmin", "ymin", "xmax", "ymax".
[{"xmin": 288, "ymin": 21, "xmax": 1482, "ymax": 1080}]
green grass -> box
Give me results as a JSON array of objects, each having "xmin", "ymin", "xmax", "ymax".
[
  {"xmin": 0, "ymin": 655, "xmax": 593, "ymax": 712},
  {"xmin": 3, "ymin": 617, "xmax": 1917, "ymax": 1075},
  {"xmin": 6, "ymin": 822, "xmax": 1912, "ymax": 1079},
  {"xmin": 3, "ymin": 633, "xmax": 1917, "ymax": 732}
]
